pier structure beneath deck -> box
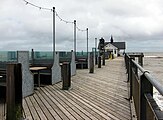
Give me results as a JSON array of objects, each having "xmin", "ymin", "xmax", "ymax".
[{"xmin": 0, "ymin": 57, "xmax": 132, "ymax": 120}]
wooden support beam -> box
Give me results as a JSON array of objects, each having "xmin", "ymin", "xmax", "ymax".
[
  {"xmin": 89, "ymin": 52, "xmax": 94, "ymax": 73},
  {"xmin": 98, "ymin": 57, "xmax": 101, "ymax": 68},
  {"xmin": 6, "ymin": 63, "xmax": 23, "ymax": 120},
  {"xmin": 62, "ymin": 62, "xmax": 71, "ymax": 90}
]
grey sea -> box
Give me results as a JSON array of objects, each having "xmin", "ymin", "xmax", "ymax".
[{"xmin": 143, "ymin": 52, "xmax": 163, "ymax": 110}]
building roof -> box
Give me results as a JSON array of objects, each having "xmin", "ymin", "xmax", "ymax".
[
  {"xmin": 105, "ymin": 42, "xmax": 126, "ymax": 49},
  {"xmin": 105, "ymin": 43, "xmax": 118, "ymax": 50}
]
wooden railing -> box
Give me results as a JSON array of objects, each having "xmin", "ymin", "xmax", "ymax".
[{"xmin": 125, "ymin": 53, "xmax": 163, "ymax": 120}]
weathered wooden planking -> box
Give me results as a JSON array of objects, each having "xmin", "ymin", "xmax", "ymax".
[
  {"xmin": 55, "ymin": 83, "xmax": 130, "ymax": 120},
  {"xmin": 72, "ymin": 88, "xmax": 131, "ymax": 119},
  {"xmin": 71, "ymin": 76, "xmax": 130, "ymax": 105},
  {"xmin": 43, "ymin": 87, "xmax": 77, "ymax": 120},
  {"xmin": 73, "ymin": 84, "xmax": 131, "ymax": 114},
  {"xmin": 34, "ymin": 91, "xmax": 57, "ymax": 120},
  {"xmin": 44, "ymin": 86, "xmax": 83, "ymax": 120},
  {"xmin": 23, "ymin": 99, "xmax": 33, "ymax": 120},
  {"xmin": 48, "ymin": 85, "xmax": 94, "ymax": 120},
  {"xmin": 50, "ymin": 85, "xmax": 104, "ymax": 120},
  {"xmin": 39, "ymin": 88, "xmax": 68, "ymax": 120},
  {"xmin": 23, "ymin": 57, "xmax": 132, "ymax": 120},
  {"xmin": 70, "ymin": 75, "xmax": 130, "ymax": 108}
]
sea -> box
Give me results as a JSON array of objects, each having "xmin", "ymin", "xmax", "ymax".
[{"xmin": 143, "ymin": 52, "xmax": 163, "ymax": 111}]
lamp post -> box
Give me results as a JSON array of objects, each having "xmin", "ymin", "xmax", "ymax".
[
  {"xmin": 53, "ymin": 7, "xmax": 55, "ymax": 59},
  {"xmin": 95, "ymin": 38, "xmax": 97, "ymax": 65},
  {"xmin": 86, "ymin": 28, "xmax": 88, "ymax": 59},
  {"xmin": 74, "ymin": 20, "xmax": 76, "ymax": 56}
]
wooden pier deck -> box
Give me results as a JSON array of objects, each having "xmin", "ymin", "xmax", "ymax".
[{"xmin": 1, "ymin": 57, "xmax": 132, "ymax": 120}]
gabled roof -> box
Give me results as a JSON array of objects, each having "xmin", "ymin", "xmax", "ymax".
[
  {"xmin": 105, "ymin": 42, "xmax": 126, "ymax": 49},
  {"xmin": 105, "ymin": 43, "xmax": 118, "ymax": 49}
]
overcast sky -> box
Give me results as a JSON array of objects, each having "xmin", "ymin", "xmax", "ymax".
[{"xmin": 1, "ymin": 0, "xmax": 163, "ymax": 52}]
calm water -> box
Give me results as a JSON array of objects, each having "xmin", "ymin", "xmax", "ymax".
[{"xmin": 143, "ymin": 52, "xmax": 163, "ymax": 110}]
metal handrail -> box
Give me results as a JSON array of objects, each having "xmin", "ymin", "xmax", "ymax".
[
  {"xmin": 131, "ymin": 57, "xmax": 163, "ymax": 96},
  {"xmin": 131, "ymin": 60, "xmax": 145, "ymax": 73},
  {"xmin": 125, "ymin": 53, "xmax": 163, "ymax": 119},
  {"xmin": 145, "ymin": 73, "xmax": 163, "ymax": 96}
]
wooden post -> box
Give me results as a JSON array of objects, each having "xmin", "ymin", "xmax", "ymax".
[
  {"xmin": 62, "ymin": 62, "xmax": 71, "ymax": 90},
  {"xmin": 140, "ymin": 74, "xmax": 153, "ymax": 120},
  {"xmin": 98, "ymin": 56, "xmax": 101, "ymax": 68},
  {"xmin": 89, "ymin": 52, "xmax": 94, "ymax": 73},
  {"xmin": 95, "ymin": 38, "xmax": 98, "ymax": 65},
  {"xmin": 95, "ymin": 53, "xmax": 98, "ymax": 65},
  {"xmin": 138, "ymin": 53, "xmax": 144, "ymax": 67},
  {"xmin": 31, "ymin": 49, "xmax": 34, "ymax": 65},
  {"xmin": 102, "ymin": 50, "xmax": 105, "ymax": 65},
  {"xmin": 129, "ymin": 57, "xmax": 134, "ymax": 99},
  {"xmin": 6, "ymin": 63, "xmax": 22, "ymax": 120}
]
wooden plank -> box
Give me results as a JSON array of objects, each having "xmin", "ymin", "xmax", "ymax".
[
  {"xmin": 65, "ymin": 80, "xmax": 130, "ymax": 111},
  {"xmin": 72, "ymin": 87, "xmax": 131, "ymax": 119},
  {"xmin": 47, "ymin": 85, "xmax": 92, "ymax": 120},
  {"xmin": 35, "ymin": 90, "xmax": 59, "ymax": 120},
  {"xmin": 33, "ymin": 93, "xmax": 54, "ymax": 120},
  {"xmin": 39, "ymin": 87, "xmax": 69, "ymax": 120},
  {"xmin": 45, "ymin": 86, "xmax": 83, "ymax": 120},
  {"xmin": 22, "ymin": 57, "xmax": 132, "ymax": 120},
  {"xmin": 25, "ymin": 97, "xmax": 40, "ymax": 120},
  {"xmin": 54, "ymin": 84, "xmax": 113, "ymax": 120},
  {"xmin": 36, "ymin": 91, "xmax": 62, "ymax": 120},
  {"xmin": 48, "ymin": 85, "xmax": 96, "ymax": 120},
  {"xmin": 30, "ymin": 67, "xmax": 47, "ymax": 71},
  {"xmin": 29, "ymin": 95, "xmax": 47, "ymax": 120},
  {"xmin": 23, "ymin": 99, "xmax": 33, "ymax": 120},
  {"xmin": 74, "ymin": 84, "xmax": 131, "ymax": 114},
  {"xmin": 71, "ymin": 71, "xmax": 130, "ymax": 103},
  {"xmin": 43, "ymin": 87, "xmax": 76, "ymax": 120},
  {"xmin": 53, "ymin": 85, "xmax": 105, "ymax": 120},
  {"xmin": 68, "ymin": 90, "xmax": 113, "ymax": 119},
  {"xmin": 71, "ymin": 80, "xmax": 130, "ymax": 111},
  {"xmin": 72, "ymin": 76, "xmax": 129, "ymax": 105}
]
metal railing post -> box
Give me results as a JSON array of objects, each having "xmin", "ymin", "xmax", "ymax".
[
  {"xmin": 127, "ymin": 55, "xmax": 130, "ymax": 74},
  {"xmin": 124, "ymin": 54, "xmax": 128, "ymax": 70},
  {"xmin": 129, "ymin": 57, "xmax": 134, "ymax": 99},
  {"xmin": 140, "ymin": 74, "xmax": 153, "ymax": 120}
]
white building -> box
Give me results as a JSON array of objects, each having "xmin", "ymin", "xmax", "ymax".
[
  {"xmin": 98, "ymin": 36, "xmax": 126, "ymax": 58},
  {"xmin": 104, "ymin": 43, "xmax": 118, "ymax": 57}
]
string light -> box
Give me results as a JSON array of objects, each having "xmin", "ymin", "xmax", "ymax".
[
  {"xmin": 22, "ymin": 0, "xmax": 88, "ymax": 31},
  {"xmin": 55, "ymin": 11, "xmax": 74, "ymax": 24},
  {"xmin": 23, "ymin": 0, "xmax": 52, "ymax": 11},
  {"xmin": 23, "ymin": 0, "xmax": 73, "ymax": 24},
  {"xmin": 76, "ymin": 26, "xmax": 87, "ymax": 32}
]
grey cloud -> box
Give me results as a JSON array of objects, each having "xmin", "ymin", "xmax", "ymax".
[{"xmin": 0, "ymin": 0, "xmax": 163, "ymax": 52}]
